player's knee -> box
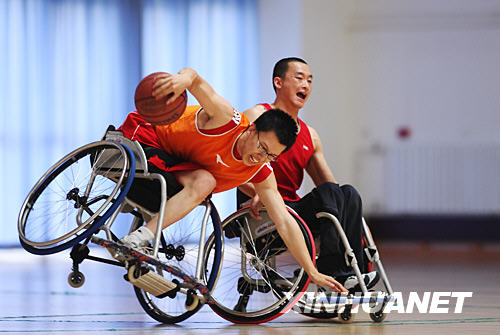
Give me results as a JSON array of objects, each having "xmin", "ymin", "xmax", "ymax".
[
  {"xmin": 314, "ymin": 182, "xmax": 341, "ymax": 216},
  {"xmin": 341, "ymin": 184, "xmax": 361, "ymax": 202},
  {"xmin": 191, "ymin": 170, "xmax": 216, "ymax": 197},
  {"xmin": 317, "ymin": 181, "xmax": 340, "ymax": 194},
  {"xmin": 179, "ymin": 169, "xmax": 216, "ymax": 201}
]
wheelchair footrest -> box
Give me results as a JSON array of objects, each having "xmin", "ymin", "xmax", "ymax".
[{"xmin": 128, "ymin": 264, "xmax": 178, "ymax": 298}]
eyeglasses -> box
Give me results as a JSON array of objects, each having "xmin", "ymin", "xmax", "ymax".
[{"xmin": 256, "ymin": 131, "xmax": 279, "ymax": 162}]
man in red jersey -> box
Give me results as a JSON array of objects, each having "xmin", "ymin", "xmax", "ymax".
[
  {"xmin": 238, "ymin": 58, "xmax": 379, "ymax": 293},
  {"xmin": 119, "ymin": 68, "xmax": 347, "ymax": 293}
]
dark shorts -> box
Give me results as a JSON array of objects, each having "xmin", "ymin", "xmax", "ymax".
[{"xmin": 125, "ymin": 143, "xmax": 186, "ymax": 213}]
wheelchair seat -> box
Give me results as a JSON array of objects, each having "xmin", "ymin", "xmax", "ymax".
[
  {"xmin": 101, "ymin": 126, "xmax": 149, "ymax": 174},
  {"xmin": 99, "ymin": 127, "xmax": 166, "ymax": 215}
]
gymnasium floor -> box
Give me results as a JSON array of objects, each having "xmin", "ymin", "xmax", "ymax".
[{"xmin": 1, "ymin": 241, "xmax": 499, "ymax": 334}]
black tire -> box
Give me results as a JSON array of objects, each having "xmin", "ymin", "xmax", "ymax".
[
  {"xmin": 68, "ymin": 271, "xmax": 86, "ymax": 288},
  {"xmin": 370, "ymin": 310, "xmax": 387, "ymax": 322},
  {"xmin": 207, "ymin": 206, "xmax": 315, "ymax": 323},
  {"xmin": 18, "ymin": 141, "xmax": 135, "ymax": 255}
]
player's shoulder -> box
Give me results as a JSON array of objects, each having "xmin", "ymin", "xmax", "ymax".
[
  {"xmin": 303, "ymin": 122, "xmax": 317, "ymax": 136},
  {"xmin": 305, "ymin": 124, "xmax": 322, "ymax": 149},
  {"xmin": 243, "ymin": 104, "xmax": 268, "ymax": 122},
  {"xmin": 306, "ymin": 123, "xmax": 317, "ymax": 134}
]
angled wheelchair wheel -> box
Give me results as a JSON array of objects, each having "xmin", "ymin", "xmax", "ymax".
[
  {"xmin": 18, "ymin": 141, "xmax": 135, "ymax": 255},
  {"xmin": 206, "ymin": 207, "xmax": 314, "ymax": 323},
  {"xmin": 133, "ymin": 200, "xmax": 223, "ymax": 324}
]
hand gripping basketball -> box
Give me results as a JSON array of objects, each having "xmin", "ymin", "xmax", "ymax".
[{"xmin": 134, "ymin": 72, "xmax": 188, "ymax": 125}]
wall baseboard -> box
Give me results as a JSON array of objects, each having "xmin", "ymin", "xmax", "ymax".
[{"xmin": 365, "ymin": 214, "xmax": 500, "ymax": 241}]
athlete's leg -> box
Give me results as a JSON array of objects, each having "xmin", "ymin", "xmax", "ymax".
[
  {"xmin": 144, "ymin": 169, "xmax": 216, "ymax": 234},
  {"xmin": 339, "ymin": 184, "xmax": 364, "ymax": 271},
  {"xmin": 289, "ymin": 183, "xmax": 363, "ymax": 277},
  {"xmin": 122, "ymin": 169, "xmax": 215, "ymax": 247}
]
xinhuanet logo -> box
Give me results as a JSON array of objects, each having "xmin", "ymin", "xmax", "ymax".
[{"xmin": 287, "ymin": 291, "xmax": 473, "ymax": 314}]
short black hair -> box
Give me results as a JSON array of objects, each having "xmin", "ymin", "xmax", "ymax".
[
  {"xmin": 272, "ymin": 57, "xmax": 308, "ymax": 92},
  {"xmin": 254, "ymin": 108, "xmax": 297, "ymax": 153}
]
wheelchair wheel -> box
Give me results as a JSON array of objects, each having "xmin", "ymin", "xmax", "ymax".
[
  {"xmin": 18, "ymin": 141, "xmax": 135, "ymax": 255},
  {"xmin": 133, "ymin": 200, "xmax": 223, "ymax": 324},
  {"xmin": 206, "ymin": 207, "xmax": 314, "ymax": 323}
]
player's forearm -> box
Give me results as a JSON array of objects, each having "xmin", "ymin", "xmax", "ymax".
[
  {"xmin": 238, "ymin": 183, "xmax": 256, "ymax": 198},
  {"xmin": 179, "ymin": 68, "xmax": 232, "ymax": 119},
  {"xmin": 310, "ymin": 170, "xmax": 337, "ymax": 186},
  {"xmin": 306, "ymin": 154, "xmax": 337, "ymax": 186},
  {"xmin": 255, "ymin": 179, "xmax": 317, "ymax": 275},
  {"xmin": 178, "ymin": 67, "xmax": 214, "ymax": 101},
  {"xmin": 273, "ymin": 213, "xmax": 317, "ymax": 275},
  {"xmin": 178, "ymin": 68, "xmax": 198, "ymax": 91}
]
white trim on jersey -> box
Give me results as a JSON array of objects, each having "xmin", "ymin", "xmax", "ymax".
[
  {"xmin": 195, "ymin": 108, "xmax": 242, "ymax": 137},
  {"xmin": 241, "ymin": 162, "xmax": 273, "ymax": 185}
]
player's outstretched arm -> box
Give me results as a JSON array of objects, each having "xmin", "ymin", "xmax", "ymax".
[
  {"xmin": 253, "ymin": 174, "xmax": 348, "ymax": 294},
  {"xmin": 152, "ymin": 68, "xmax": 234, "ymax": 123}
]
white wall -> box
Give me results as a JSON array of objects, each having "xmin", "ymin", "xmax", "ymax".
[
  {"xmin": 257, "ymin": 0, "xmax": 303, "ymax": 103},
  {"xmin": 260, "ymin": 0, "xmax": 500, "ymax": 214}
]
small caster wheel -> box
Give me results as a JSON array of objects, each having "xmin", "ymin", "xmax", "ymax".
[
  {"xmin": 339, "ymin": 309, "xmax": 354, "ymax": 323},
  {"xmin": 185, "ymin": 290, "xmax": 199, "ymax": 311},
  {"xmin": 370, "ymin": 311, "xmax": 387, "ymax": 322},
  {"xmin": 175, "ymin": 245, "xmax": 185, "ymax": 261},
  {"xmin": 68, "ymin": 271, "xmax": 85, "ymax": 288},
  {"xmin": 165, "ymin": 244, "xmax": 174, "ymax": 260}
]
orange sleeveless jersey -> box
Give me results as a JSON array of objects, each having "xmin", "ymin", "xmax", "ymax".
[{"xmin": 155, "ymin": 105, "xmax": 271, "ymax": 193}]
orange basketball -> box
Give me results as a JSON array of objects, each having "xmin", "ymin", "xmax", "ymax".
[{"xmin": 134, "ymin": 72, "xmax": 187, "ymax": 125}]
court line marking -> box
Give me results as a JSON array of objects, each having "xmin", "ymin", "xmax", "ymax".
[{"xmin": 1, "ymin": 317, "xmax": 500, "ymax": 330}]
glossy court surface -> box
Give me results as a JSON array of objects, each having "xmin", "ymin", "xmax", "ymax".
[{"xmin": 1, "ymin": 242, "xmax": 499, "ymax": 334}]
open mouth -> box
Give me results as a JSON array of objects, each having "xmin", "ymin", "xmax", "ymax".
[{"xmin": 297, "ymin": 92, "xmax": 306, "ymax": 100}]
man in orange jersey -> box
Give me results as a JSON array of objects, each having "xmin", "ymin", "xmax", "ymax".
[{"xmin": 119, "ymin": 68, "xmax": 347, "ymax": 293}]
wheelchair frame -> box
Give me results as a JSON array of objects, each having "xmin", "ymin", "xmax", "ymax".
[
  {"xmin": 17, "ymin": 128, "xmax": 316, "ymax": 324},
  {"xmin": 205, "ymin": 205, "xmax": 316, "ymax": 323},
  {"xmin": 293, "ymin": 212, "xmax": 395, "ymax": 323},
  {"xmin": 18, "ymin": 127, "xmax": 394, "ymax": 324},
  {"xmin": 18, "ymin": 128, "xmax": 224, "ymax": 323}
]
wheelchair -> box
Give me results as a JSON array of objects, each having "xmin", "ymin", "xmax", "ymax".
[
  {"xmin": 17, "ymin": 127, "xmax": 223, "ymax": 323},
  {"xmin": 294, "ymin": 213, "xmax": 395, "ymax": 323},
  {"xmin": 222, "ymin": 198, "xmax": 395, "ymax": 323},
  {"xmin": 17, "ymin": 127, "xmax": 314, "ymax": 324},
  {"xmin": 204, "ymin": 206, "xmax": 315, "ymax": 323}
]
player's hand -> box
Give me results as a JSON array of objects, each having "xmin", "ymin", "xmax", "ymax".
[
  {"xmin": 248, "ymin": 196, "xmax": 264, "ymax": 220},
  {"xmin": 308, "ymin": 269, "xmax": 348, "ymax": 294},
  {"xmin": 152, "ymin": 71, "xmax": 192, "ymax": 105},
  {"xmin": 240, "ymin": 196, "xmax": 264, "ymax": 220}
]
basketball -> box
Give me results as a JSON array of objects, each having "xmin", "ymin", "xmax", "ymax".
[{"xmin": 134, "ymin": 72, "xmax": 188, "ymax": 125}]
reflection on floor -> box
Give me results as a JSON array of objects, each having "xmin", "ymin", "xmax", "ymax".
[{"xmin": 1, "ymin": 242, "xmax": 499, "ymax": 335}]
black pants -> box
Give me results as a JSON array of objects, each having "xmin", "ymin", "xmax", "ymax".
[
  {"xmin": 237, "ymin": 182, "xmax": 365, "ymax": 278},
  {"xmin": 125, "ymin": 143, "xmax": 185, "ymax": 213}
]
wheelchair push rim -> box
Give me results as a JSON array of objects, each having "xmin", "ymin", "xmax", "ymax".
[
  {"xmin": 206, "ymin": 206, "xmax": 315, "ymax": 323},
  {"xmin": 18, "ymin": 141, "xmax": 135, "ymax": 254}
]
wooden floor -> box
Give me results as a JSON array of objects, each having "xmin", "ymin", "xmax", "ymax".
[{"xmin": 1, "ymin": 241, "xmax": 499, "ymax": 335}]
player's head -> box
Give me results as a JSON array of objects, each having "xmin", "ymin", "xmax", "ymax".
[
  {"xmin": 240, "ymin": 109, "xmax": 297, "ymax": 166},
  {"xmin": 272, "ymin": 57, "xmax": 312, "ymax": 108}
]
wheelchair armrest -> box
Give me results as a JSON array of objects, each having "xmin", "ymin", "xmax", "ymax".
[
  {"xmin": 101, "ymin": 125, "xmax": 116, "ymax": 140},
  {"xmin": 103, "ymin": 129, "xmax": 149, "ymax": 173}
]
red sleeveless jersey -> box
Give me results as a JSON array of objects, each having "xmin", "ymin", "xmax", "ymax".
[{"xmin": 262, "ymin": 103, "xmax": 314, "ymax": 201}]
